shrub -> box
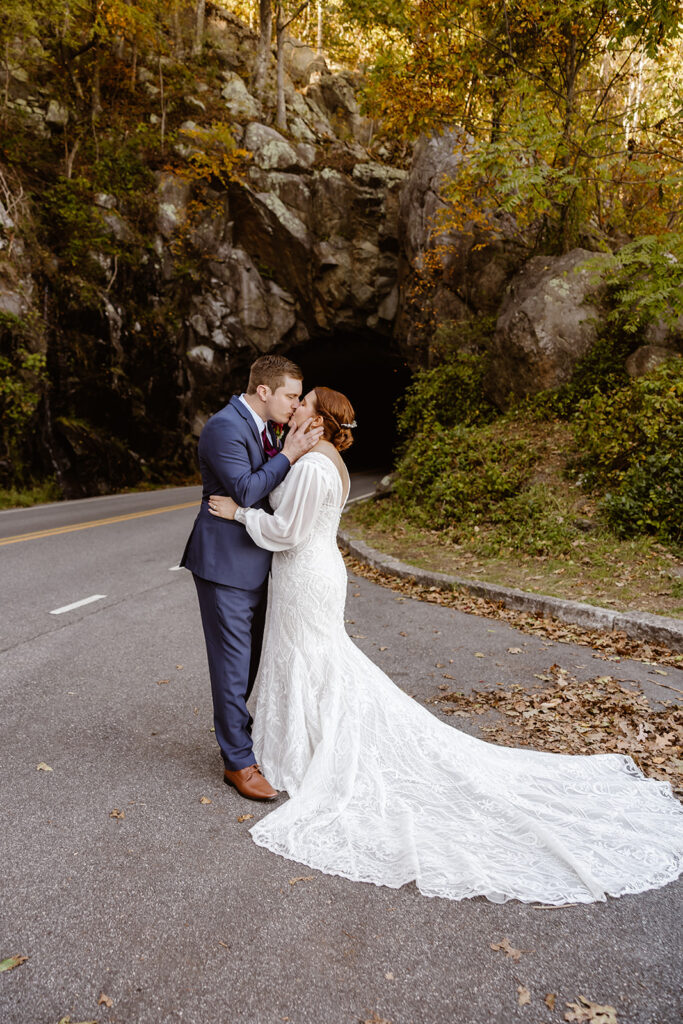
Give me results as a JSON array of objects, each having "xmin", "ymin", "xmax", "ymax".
[
  {"xmin": 527, "ymin": 328, "xmax": 634, "ymax": 420},
  {"xmin": 571, "ymin": 358, "xmax": 683, "ymax": 488},
  {"xmin": 601, "ymin": 429, "xmax": 683, "ymax": 544},
  {"xmin": 394, "ymin": 421, "xmax": 537, "ymax": 532},
  {"xmin": 571, "ymin": 358, "xmax": 683, "ymax": 542},
  {"xmin": 397, "ymin": 349, "xmax": 496, "ymax": 438}
]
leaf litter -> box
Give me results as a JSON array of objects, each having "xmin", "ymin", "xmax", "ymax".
[
  {"xmin": 429, "ymin": 665, "xmax": 682, "ymax": 796},
  {"xmin": 343, "ymin": 554, "xmax": 682, "ymax": 669},
  {"xmin": 564, "ymin": 996, "xmax": 618, "ymax": 1023},
  {"xmin": 490, "ymin": 937, "xmax": 532, "ymax": 961}
]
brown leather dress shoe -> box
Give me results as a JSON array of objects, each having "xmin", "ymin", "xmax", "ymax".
[{"xmin": 223, "ymin": 763, "xmax": 278, "ymax": 801}]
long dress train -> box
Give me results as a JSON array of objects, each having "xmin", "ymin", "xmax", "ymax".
[{"xmin": 234, "ymin": 452, "xmax": 683, "ymax": 905}]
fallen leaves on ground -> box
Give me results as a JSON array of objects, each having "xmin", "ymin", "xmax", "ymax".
[
  {"xmin": 36, "ymin": 762, "xmax": 52, "ymax": 772},
  {"xmin": 57, "ymin": 1017, "xmax": 98, "ymax": 1024},
  {"xmin": 155, "ymin": 679, "xmax": 170, "ymax": 686},
  {"xmin": 343, "ymin": 554, "xmax": 682, "ymax": 668},
  {"xmin": 361, "ymin": 1015, "xmax": 392, "ymax": 1024},
  {"xmin": 0, "ymin": 955, "xmax": 28, "ymax": 972},
  {"xmin": 490, "ymin": 937, "xmax": 530, "ymax": 961},
  {"xmin": 109, "ymin": 808, "xmax": 125, "ymax": 820},
  {"xmin": 237, "ymin": 813, "xmax": 254, "ymax": 823},
  {"xmin": 429, "ymin": 666, "xmax": 682, "ymax": 795},
  {"xmin": 545, "ymin": 993, "xmax": 557, "ymax": 1011},
  {"xmin": 288, "ymin": 875, "xmax": 314, "ymax": 885},
  {"xmin": 564, "ymin": 996, "xmax": 618, "ymax": 1022},
  {"xmin": 97, "ymin": 992, "xmax": 113, "ymax": 1007},
  {"xmin": 199, "ymin": 796, "xmax": 211, "ymax": 805},
  {"xmin": 517, "ymin": 985, "xmax": 531, "ymax": 1006}
]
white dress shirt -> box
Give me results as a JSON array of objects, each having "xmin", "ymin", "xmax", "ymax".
[{"xmin": 239, "ymin": 393, "xmax": 273, "ymax": 449}]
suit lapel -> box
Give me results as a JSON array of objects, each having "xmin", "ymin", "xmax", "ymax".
[{"xmin": 229, "ymin": 395, "xmax": 263, "ymax": 453}]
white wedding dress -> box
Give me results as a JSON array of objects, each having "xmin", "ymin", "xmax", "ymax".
[{"xmin": 235, "ymin": 451, "xmax": 683, "ymax": 904}]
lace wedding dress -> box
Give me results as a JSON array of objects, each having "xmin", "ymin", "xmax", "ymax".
[{"xmin": 234, "ymin": 452, "xmax": 683, "ymax": 904}]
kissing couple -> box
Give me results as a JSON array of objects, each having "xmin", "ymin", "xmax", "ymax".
[{"xmin": 181, "ymin": 354, "xmax": 683, "ymax": 905}]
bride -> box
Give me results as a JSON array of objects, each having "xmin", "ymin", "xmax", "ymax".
[{"xmin": 208, "ymin": 386, "xmax": 683, "ymax": 905}]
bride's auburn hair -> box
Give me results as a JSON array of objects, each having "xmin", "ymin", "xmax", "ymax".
[{"xmin": 314, "ymin": 387, "xmax": 355, "ymax": 452}]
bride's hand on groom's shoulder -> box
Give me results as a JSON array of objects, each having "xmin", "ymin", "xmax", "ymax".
[
  {"xmin": 282, "ymin": 418, "xmax": 324, "ymax": 464},
  {"xmin": 208, "ymin": 495, "xmax": 239, "ymax": 520}
]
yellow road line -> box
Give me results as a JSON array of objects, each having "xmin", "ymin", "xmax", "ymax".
[{"xmin": 0, "ymin": 500, "xmax": 199, "ymax": 546}]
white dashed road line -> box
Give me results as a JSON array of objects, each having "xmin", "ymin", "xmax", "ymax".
[{"xmin": 50, "ymin": 595, "xmax": 107, "ymax": 616}]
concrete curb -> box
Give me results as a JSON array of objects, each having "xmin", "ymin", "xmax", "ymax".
[{"xmin": 338, "ymin": 529, "xmax": 683, "ymax": 653}]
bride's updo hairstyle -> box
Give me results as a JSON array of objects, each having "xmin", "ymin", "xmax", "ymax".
[{"xmin": 313, "ymin": 387, "xmax": 356, "ymax": 452}]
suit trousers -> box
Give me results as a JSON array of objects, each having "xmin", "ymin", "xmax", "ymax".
[{"xmin": 192, "ymin": 574, "xmax": 267, "ymax": 771}]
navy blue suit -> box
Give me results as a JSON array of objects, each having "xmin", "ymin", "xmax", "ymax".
[{"xmin": 181, "ymin": 396, "xmax": 290, "ymax": 769}]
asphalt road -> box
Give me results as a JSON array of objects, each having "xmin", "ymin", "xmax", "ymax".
[{"xmin": 1, "ymin": 482, "xmax": 681, "ymax": 1024}]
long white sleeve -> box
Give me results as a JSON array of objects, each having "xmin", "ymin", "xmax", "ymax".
[{"xmin": 234, "ymin": 457, "xmax": 329, "ymax": 551}]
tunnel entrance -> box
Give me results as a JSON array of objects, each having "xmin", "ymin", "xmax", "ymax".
[{"xmin": 287, "ymin": 333, "xmax": 412, "ymax": 472}]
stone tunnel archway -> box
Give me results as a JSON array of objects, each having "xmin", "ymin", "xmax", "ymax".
[{"xmin": 286, "ymin": 332, "xmax": 412, "ymax": 472}]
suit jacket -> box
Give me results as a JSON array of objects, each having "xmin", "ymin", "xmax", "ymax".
[{"xmin": 180, "ymin": 396, "xmax": 290, "ymax": 589}]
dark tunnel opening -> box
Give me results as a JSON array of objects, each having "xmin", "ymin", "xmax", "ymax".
[{"xmin": 287, "ymin": 333, "xmax": 413, "ymax": 472}]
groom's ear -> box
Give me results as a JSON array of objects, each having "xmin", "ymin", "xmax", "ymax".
[{"xmin": 256, "ymin": 384, "xmax": 271, "ymax": 403}]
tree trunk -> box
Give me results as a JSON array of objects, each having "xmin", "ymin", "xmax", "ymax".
[
  {"xmin": 91, "ymin": 45, "xmax": 102, "ymax": 124},
  {"xmin": 275, "ymin": 7, "xmax": 287, "ymax": 131},
  {"xmin": 192, "ymin": 0, "xmax": 206, "ymax": 58},
  {"xmin": 317, "ymin": 1, "xmax": 323, "ymax": 55},
  {"xmin": 159, "ymin": 54, "xmax": 166, "ymax": 153},
  {"xmin": 253, "ymin": 0, "xmax": 272, "ymax": 104},
  {"xmin": 131, "ymin": 36, "xmax": 137, "ymax": 91}
]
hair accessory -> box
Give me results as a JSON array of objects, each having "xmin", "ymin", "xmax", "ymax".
[{"xmin": 341, "ymin": 421, "xmax": 357, "ymax": 429}]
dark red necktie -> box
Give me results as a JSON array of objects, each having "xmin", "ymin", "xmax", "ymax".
[{"xmin": 261, "ymin": 426, "xmax": 278, "ymax": 459}]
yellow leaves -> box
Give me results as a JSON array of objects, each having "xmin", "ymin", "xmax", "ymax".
[
  {"xmin": 546, "ymin": 993, "xmax": 557, "ymax": 1011},
  {"xmin": 237, "ymin": 813, "xmax": 254, "ymax": 823},
  {"xmin": 36, "ymin": 762, "xmax": 53, "ymax": 771},
  {"xmin": 199, "ymin": 796, "xmax": 212, "ymax": 805},
  {"xmin": 98, "ymin": 992, "xmax": 113, "ymax": 1008},
  {"xmin": 288, "ymin": 875, "xmax": 314, "ymax": 885},
  {"xmin": 109, "ymin": 808, "xmax": 125, "ymax": 820}
]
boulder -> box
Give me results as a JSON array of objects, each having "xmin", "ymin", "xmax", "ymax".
[
  {"xmin": 287, "ymin": 90, "xmax": 334, "ymax": 140},
  {"xmin": 486, "ymin": 249, "xmax": 611, "ymax": 407},
  {"xmin": 242, "ymin": 122, "xmax": 300, "ymax": 171},
  {"xmin": 626, "ymin": 345, "xmax": 682, "ymax": 378},
  {"xmin": 283, "ymin": 38, "xmax": 328, "ymax": 85},
  {"xmin": 399, "ymin": 128, "xmax": 528, "ymax": 321},
  {"xmin": 643, "ymin": 312, "xmax": 683, "ymax": 349},
  {"xmin": 45, "ymin": 99, "xmax": 68, "ymax": 127},
  {"xmin": 305, "ymin": 71, "xmax": 372, "ymax": 144},
  {"xmin": 156, "ymin": 172, "xmax": 191, "ymax": 239},
  {"xmin": 206, "ymin": 9, "xmax": 257, "ymax": 72},
  {"xmin": 221, "ymin": 73, "xmax": 260, "ymax": 121}
]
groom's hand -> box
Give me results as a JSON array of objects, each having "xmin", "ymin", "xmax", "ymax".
[{"xmin": 282, "ymin": 418, "xmax": 324, "ymax": 464}]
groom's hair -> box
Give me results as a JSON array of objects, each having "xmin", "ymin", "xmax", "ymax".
[{"xmin": 246, "ymin": 355, "xmax": 303, "ymax": 394}]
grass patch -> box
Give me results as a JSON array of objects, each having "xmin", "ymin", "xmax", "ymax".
[
  {"xmin": 0, "ymin": 479, "xmax": 62, "ymax": 510},
  {"xmin": 343, "ymin": 415, "xmax": 683, "ymax": 618}
]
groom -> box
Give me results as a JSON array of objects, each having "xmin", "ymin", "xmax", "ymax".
[{"xmin": 181, "ymin": 355, "xmax": 322, "ymax": 800}]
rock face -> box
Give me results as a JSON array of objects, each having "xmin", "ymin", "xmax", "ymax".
[
  {"xmin": 485, "ymin": 250, "xmax": 611, "ymax": 407},
  {"xmin": 4, "ymin": 9, "xmax": 674, "ymax": 496},
  {"xmin": 626, "ymin": 345, "xmax": 682, "ymax": 378},
  {"xmin": 398, "ymin": 129, "xmax": 530, "ymax": 353}
]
